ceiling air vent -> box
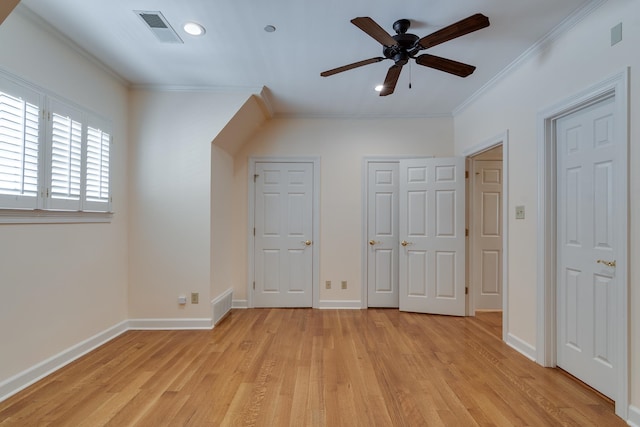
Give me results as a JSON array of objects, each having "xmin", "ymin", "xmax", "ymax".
[{"xmin": 135, "ymin": 10, "xmax": 183, "ymax": 44}]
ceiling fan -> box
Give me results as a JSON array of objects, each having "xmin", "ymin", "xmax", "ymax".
[{"xmin": 320, "ymin": 14, "xmax": 490, "ymax": 96}]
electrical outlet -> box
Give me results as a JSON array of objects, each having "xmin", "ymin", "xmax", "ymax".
[
  {"xmin": 191, "ymin": 292, "xmax": 199, "ymax": 304},
  {"xmin": 178, "ymin": 295, "xmax": 187, "ymax": 305},
  {"xmin": 341, "ymin": 280, "xmax": 347, "ymax": 290},
  {"xmin": 515, "ymin": 205, "xmax": 525, "ymax": 220},
  {"xmin": 325, "ymin": 280, "xmax": 331, "ymax": 289}
]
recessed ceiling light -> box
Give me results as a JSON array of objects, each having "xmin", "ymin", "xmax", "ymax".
[
  {"xmin": 375, "ymin": 85, "xmax": 384, "ymax": 92},
  {"xmin": 184, "ymin": 22, "xmax": 205, "ymax": 36},
  {"xmin": 264, "ymin": 25, "xmax": 276, "ymax": 33}
]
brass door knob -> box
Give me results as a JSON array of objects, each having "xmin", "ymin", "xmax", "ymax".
[
  {"xmin": 369, "ymin": 240, "xmax": 377, "ymax": 246},
  {"xmin": 596, "ymin": 259, "xmax": 616, "ymax": 267},
  {"xmin": 303, "ymin": 240, "xmax": 312, "ymax": 246},
  {"xmin": 401, "ymin": 240, "xmax": 409, "ymax": 247}
]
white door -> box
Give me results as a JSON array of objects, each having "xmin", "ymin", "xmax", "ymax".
[
  {"xmin": 472, "ymin": 160, "xmax": 503, "ymax": 310},
  {"xmin": 556, "ymin": 96, "xmax": 618, "ymax": 399},
  {"xmin": 253, "ymin": 162, "xmax": 314, "ymax": 307},
  {"xmin": 367, "ymin": 162, "xmax": 399, "ymax": 307},
  {"xmin": 399, "ymin": 157, "xmax": 466, "ymax": 315}
]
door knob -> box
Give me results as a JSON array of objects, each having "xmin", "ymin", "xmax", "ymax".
[
  {"xmin": 596, "ymin": 259, "xmax": 616, "ymax": 267},
  {"xmin": 369, "ymin": 240, "xmax": 379, "ymax": 246},
  {"xmin": 302, "ymin": 240, "xmax": 312, "ymax": 246},
  {"xmin": 401, "ymin": 240, "xmax": 411, "ymax": 247}
]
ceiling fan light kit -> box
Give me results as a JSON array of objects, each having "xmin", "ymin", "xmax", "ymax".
[{"xmin": 321, "ymin": 14, "xmax": 490, "ymax": 96}]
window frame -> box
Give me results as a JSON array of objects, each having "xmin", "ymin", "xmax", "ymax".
[{"xmin": 0, "ymin": 69, "xmax": 113, "ymax": 224}]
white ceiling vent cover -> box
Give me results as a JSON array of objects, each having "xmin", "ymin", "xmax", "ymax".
[{"xmin": 135, "ymin": 10, "xmax": 183, "ymax": 44}]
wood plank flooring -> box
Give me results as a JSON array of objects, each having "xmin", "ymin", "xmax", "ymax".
[{"xmin": 0, "ymin": 309, "xmax": 624, "ymax": 426}]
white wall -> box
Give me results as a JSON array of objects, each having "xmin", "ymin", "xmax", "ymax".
[
  {"xmin": 231, "ymin": 117, "xmax": 454, "ymax": 303},
  {"xmin": 211, "ymin": 96, "xmax": 268, "ymax": 299},
  {"xmin": 0, "ymin": 7, "xmax": 129, "ymax": 382},
  {"xmin": 454, "ymin": 0, "xmax": 639, "ymax": 409},
  {"xmin": 128, "ymin": 89, "xmax": 257, "ymax": 319}
]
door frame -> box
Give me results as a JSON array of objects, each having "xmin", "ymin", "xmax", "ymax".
[
  {"xmin": 536, "ymin": 69, "xmax": 629, "ymax": 418},
  {"xmin": 361, "ymin": 156, "xmax": 431, "ymax": 308},
  {"xmin": 463, "ymin": 132, "xmax": 509, "ymax": 341},
  {"xmin": 247, "ymin": 157, "xmax": 321, "ymax": 308}
]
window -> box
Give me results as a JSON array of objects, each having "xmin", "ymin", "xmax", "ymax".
[
  {"xmin": 0, "ymin": 79, "xmax": 40, "ymax": 209},
  {"xmin": 0, "ymin": 72, "xmax": 112, "ymax": 220}
]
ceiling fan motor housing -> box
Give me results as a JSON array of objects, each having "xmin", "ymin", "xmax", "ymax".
[{"xmin": 384, "ymin": 32, "xmax": 419, "ymax": 65}]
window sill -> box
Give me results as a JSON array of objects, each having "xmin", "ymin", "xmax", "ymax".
[{"xmin": 0, "ymin": 209, "xmax": 113, "ymax": 224}]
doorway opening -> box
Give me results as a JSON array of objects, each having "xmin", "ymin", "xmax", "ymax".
[{"xmin": 464, "ymin": 132, "xmax": 509, "ymax": 342}]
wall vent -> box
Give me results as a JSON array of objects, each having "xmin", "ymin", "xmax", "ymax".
[
  {"xmin": 135, "ymin": 10, "xmax": 183, "ymax": 44},
  {"xmin": 212, "ymin": 289, "xmax": 233, "ymax": 326}
]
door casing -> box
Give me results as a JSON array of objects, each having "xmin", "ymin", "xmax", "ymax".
[
  {"xmin": 536, "ymin": 69, "xmax": 629, "ymax": 419},
  {"xmin": 463, "ymin": 132, "xmax": 509, "ymax": 341},
  {"xmin": 248, "ymin": 157, "xmax": 321, "ymax": 308}
]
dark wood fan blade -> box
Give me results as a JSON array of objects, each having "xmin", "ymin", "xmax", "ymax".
[
  {"xmin": 380, "ymin": 64, "xmax": 402, "ymax": 96},
  {"xmin": 415, "ymin": 54, "xmax": 476, "ymax": 77},
  {"xmin": 418, "ymin": 13, "xmax": 489, "ymax": 50},
  {"xmin": 320, "ymin": 57, "xmax": 385, "ymax": 77},
  {"xmin": 351, "ymin": 17, "xmax": 398, "ymax": 47}
]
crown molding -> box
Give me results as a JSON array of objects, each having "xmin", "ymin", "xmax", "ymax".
[
  {"xmin": 453, "ymin": 0, "xmax": 607, "ymax": 117},
  {"xmin": 15, "ymin": 4, "xmax": 129, "ymax": 87}
]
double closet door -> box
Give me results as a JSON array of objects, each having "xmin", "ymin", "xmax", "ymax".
[{"xmin": 367, "ymin": 158, "xmax": 465, "ymax": 315}]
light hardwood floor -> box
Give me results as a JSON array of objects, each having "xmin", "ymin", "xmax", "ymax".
[{"xmin": 0, "ymin": 309, "xmax": 624, "ymax": 426}]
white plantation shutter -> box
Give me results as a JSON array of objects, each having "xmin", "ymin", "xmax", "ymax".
[
  {"xmin": 0, "ymin": 71, "xmax": 113, "ymax": 218},
  {"xmin": 0, "ymin": 82, "xmax": 41, "ymax": 209},
  {"xmin": 47, "ymin": 100, "xmax": 83, "ymax": 210},
  {"xmin": 84, "ymin": 120, "xmax": 111, "ymax": 211}
]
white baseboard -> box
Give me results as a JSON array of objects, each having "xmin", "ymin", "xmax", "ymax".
[
  {"xmin": 232, "ymin": 299, "xmax": 248, "ymax": 309},
  {"xmin": 128, "ymin": 318, "xmax": 213, "ymax": 330},
  {"xmin": 628, "ymin": 405, "xmax": 640, "ymax": 427},
  {"xmin": 318, "ymin": 300, "xmax": 362, "ymax": 309},
  {"xmin": 506, "ymin": 333, "xmax": 537, "ymax": 361},
  {"xmin": 0, "ymin": 320, "xmax": 128, "ymax": 402},
  {"xmin": 231, "ymin": 300, "xmax": 363, "ymax": 309}
]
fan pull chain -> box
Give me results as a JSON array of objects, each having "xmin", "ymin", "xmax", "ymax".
[{"xmin": 409, "ymin": 61, "xmax": 412, "ymax": 89}]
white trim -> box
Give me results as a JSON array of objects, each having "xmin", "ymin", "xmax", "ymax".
[
  {"xmin": 506, "ymin": 333, "xmax": 537, "ymax": 362},
  {"xmin": 128, "ymin": 318, "xmax": 213, "ymax": 330},
  {"xmin": 318, "ymin": 300, "xmax": 362, "ymax": 309},
  {"xmin": 462, "ymin": 131, "xmax": 509, "ymax": 343},
  {"xmin": 232, "ymin": 299, "xmax": 248, "ymax": 309},
  {"xmin": 462, "ymin": 131, "xmax": 507, "ymax": 158},
  {"xmin": 453, "ymin": 0, "xmax": 606, "ymax": 116},
  {"xmin": 247, "ymin": 157, "xmax": 321, "ymax": 308},
  {"xmin": 628, "ymin": 405, "xmax": 640, "ymax": 427},
  {"xmin": 256, "ymin": 87, "xmax": 275, "ymax": 119},
  {"xmin": 536, "ymin": 69, "xmax": 629, "ymax": 419},
  {"xmin": 275, "ymin": 112, "xmax": 452, "ymax": 120},
  {"xmin": 0, "ymin": 209, "xmax": 113, "ymax": 224},
  {"xmin": 130, "ymin": 83, "xmax": 264, "ymax": 95},
  {"xmin": 0, "ymin": 320, "xmax": 128, "ymax": 402}
]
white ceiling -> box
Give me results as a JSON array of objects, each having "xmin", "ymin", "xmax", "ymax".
[{"xmin": 20, "ymin": 0, "xmax": 593, "ymax": 117}]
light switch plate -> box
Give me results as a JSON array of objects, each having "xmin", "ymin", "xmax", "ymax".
[
  {"xmin": 611, "ymin": 23, "xmax": 622, "ymax": 46},
  {"xmin": 515, "ymin": 205, "xmax": 525, "ymax": 220}
]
